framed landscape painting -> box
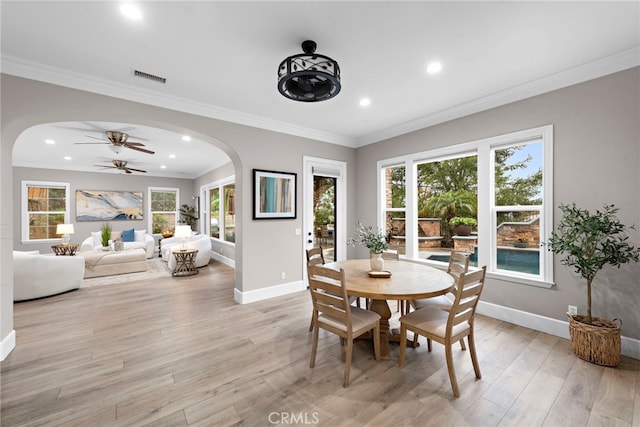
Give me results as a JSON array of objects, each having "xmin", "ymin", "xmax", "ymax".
[
  {"xmin": 76, "ymin": 190, "xmax": 143, "ymax": 221},
  {"xmin": 253, "ymin": 169, "xmax": 296, "ymax": 219}
]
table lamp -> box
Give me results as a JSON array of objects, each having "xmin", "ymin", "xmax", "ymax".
[
  {"xmin": 174, "ymin": 225, "xmax": 192, "ymax": 250},
  {"xmin": 56, "ymin": 223, "xmax": 75, "ymax": 245}
]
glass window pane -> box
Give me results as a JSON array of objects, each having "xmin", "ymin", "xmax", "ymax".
[
  {"xmin": 496, "ymin": 209, "xmax": 540, "ymax": 275},
  {"xmin": 224, "ymin": 184, "xmax": 235, "ymax": 242},
  {"xmin": 210, "ymin": 188, "xmax": 220, "ymax": 238},
  {"xmin": 385, "ymin": 166, "xmax": 405, "ymax": 209},
  {"xmin": 495, "ymin": 141, "xmax": 543, "ymax": 206}
]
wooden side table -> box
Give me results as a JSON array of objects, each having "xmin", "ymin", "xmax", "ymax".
[
  {"xmin": 172, "ymin": 248, "xmax": 199, "ymax": 277},
  {"xmin": 51, "ymin": 243, "xmax": 79, "ymax": 256}
]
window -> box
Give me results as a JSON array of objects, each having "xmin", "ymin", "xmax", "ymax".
[
  {"xmin": 149, "ymin": 188, "xmax": 179, "ymax": 234},
  {"xmin": 202, "ymin": 176, "xmax": 235, "ymax": 244},
  {"xmin": 378, "ymin": 125, "xmax": 553, "ymax": 287},
  {"xmin": 22, "ymin": 181, "xmax": 70, "ymax": 242}
]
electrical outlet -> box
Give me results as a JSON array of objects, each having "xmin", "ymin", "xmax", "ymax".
[
  {"xmin": 281, "ymin": 272, "xmax": 286, "ymax": 280},
  {"xmin": 568, "ymin": 305, "xmax": 578, "ymax": 316}
]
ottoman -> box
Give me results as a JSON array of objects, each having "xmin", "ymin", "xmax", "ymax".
[{"xmin": 80, "ymin": 248, "xmax": 148, "ymax": 278}]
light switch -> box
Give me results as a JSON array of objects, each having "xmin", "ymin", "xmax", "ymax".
[{"xmin": 295, "ymin": 228, "xmax": 301, "ymax": 236}]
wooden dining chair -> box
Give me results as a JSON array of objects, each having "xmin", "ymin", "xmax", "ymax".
[
  {"xmin": 307, "ymin": 264, "xmax": 381, "ymax": 387},
  {"xmin": 398, "ymin": 266, "xmax": 486, "ymax": 397},
  {"xmin": 408, "ymin": 251, "xmax": 471, "ymax": 348},
  {"xmin": 380, "ymin": 243, "xmax": 405, "ymax": 313},
  {"xmin": 306, "ymin": 246, "xmax": 325, "ymax": 266},
  {"xmin": 306, "ymin": 248, "xmax": 359, "ymax": 331},
  {"xmin": 410, "ymin": 251, "xmax": 471, "ymax": 311}
]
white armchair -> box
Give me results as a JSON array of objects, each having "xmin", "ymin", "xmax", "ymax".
[
  {"xmin": 80, "ymin": 229, "xmax": 155, "ymax": 258},
  {"xmin": 161, "ymin": 233, "xmax": 212, "ymax": 269},
  {"xmin": 13, "ymin": 251, "xmax": 85, "ymax": 301}
]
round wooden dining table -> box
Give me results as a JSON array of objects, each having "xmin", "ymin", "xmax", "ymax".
[{"xmin": 325, "ymin": 259, "xmax": 455, "ymax": 360}]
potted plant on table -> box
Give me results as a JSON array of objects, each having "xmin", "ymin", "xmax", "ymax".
[
  {"xmin": 347, "ymin": 221, "xmax": 389, "ymax": 271},
  {"xmin": 546, "ymin": 203, "xmax": 639, "ymax": 366}
]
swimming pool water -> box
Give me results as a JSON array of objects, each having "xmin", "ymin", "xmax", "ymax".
[{"xmin": 428, "ymin": 248, "xmax": 540, "ymax": 275}]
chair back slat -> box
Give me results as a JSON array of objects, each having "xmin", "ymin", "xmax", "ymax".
[
  {"xmin": 308, "ymin": 265, "xmax": 351, "ymax": 326},
  {"xmin": 447, "ymin": 251, "xmax": 471, "ymax": 282},
  {"xmin": 447, "ymin": 266, "xmax": 486, "ymax": 332},
  {"xmin": 306, "ymin": 247, "xmax": 325, "ymax": 266}
]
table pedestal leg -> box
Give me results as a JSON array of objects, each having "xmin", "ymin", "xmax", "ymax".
[{"xmin": 369, "ymin": 299, "xmax": 392, "ymax": 360}]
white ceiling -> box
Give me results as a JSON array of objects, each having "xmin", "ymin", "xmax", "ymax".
[{"xmin": 3, "ymin": 1, "xmax": 639, "ymax": 178}]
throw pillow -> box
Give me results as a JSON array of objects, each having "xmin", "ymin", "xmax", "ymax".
[
  {"xmin": 121, "ymin": 228, "xmax": 135, "ymax": 242},
  {"xmin": 134, "ymin": 229, "xmax": 146, "ymax": 242},
  {"xmin": 111, "ymin": 230, "xmax": 122, "ymax": 240},
  {"xmin": 92, "ymin": 231, "xmax": 102, "ymax": 247}
]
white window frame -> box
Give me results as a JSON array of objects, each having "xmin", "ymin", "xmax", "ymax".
[
  {"xmin": 147, "ymin": 187, "xmax": 180, "ymax": 233},
  {"xmin": 21, "ymin": 180, "xmax": 71, "ymax": 243},
  {"xmin": 201, "ymin": 175, "xmax": 235, "ymax": 246},
  {"xmin": 378, "ymin": 125, "xmax": 554, "ymax": 288}
]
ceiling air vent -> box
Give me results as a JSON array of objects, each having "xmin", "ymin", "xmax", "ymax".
[{"xmin": 133, "ymin": 70, "xmax": 167, "ymax": 84}]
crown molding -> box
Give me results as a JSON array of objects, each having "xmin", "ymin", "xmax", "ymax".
[
  {"xmin": 3, "ymin": 47, "xmax": 638, "ymax": 150},
  {"xmin": 1, "ymin": 55, "xmax": 357, "ymax": 148},
  {"xmin": 355, "ymin": 47, "xmax": 640, "ymax": 147}
]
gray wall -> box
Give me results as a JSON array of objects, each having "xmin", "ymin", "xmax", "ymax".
[
  {"xmin": 13, "ymin": 167, "xmax": 195, "ymax": 253},
  {"xmin": 355, "ymin": 67, "xmax": 640, "ymax": 339}
]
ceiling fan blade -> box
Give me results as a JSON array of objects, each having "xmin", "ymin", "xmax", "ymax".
[
  {"xmin": 125, "ymin": 169, "xmax": 133, "ymax": 174},
  {"xmin": 94, "ymin": 165, "xmax": 118, "ymax": 169},
  {"xmin": 123, "ymin": 141, "xmax": 145, "ymax": 146},
  {"xmin": 84, "ymin": 135, "xmax": 107, "ymax": 141},
  {"xmin": 126, "ymin": 167, "xmax": 147, "ymax": 173},
  {"xmin": 125, "ymin": 144, "xmax": 155, "ymax": 154},
  {"xmin": 76, "ymin": 142, "xmax": 109, "ymax": 145}
]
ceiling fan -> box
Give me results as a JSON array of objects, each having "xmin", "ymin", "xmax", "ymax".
[
  {"xmin": 94, "ymin": 159, "xmax": 147, "ymax": 174},
  {"xmin": 76, "ymin": 130, "xmax": 155, "ymax": 154}
]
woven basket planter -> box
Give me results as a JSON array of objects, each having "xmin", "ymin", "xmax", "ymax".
[{"xmin": 568, "ymin": 314, "xmax": 621, "ymax": 367}]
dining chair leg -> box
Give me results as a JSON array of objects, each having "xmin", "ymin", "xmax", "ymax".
[
  {"xmin": 459, "ymin": 338, "xmax": 467, "ymax": 350},
  {"xmin": 310, "ymin": 326, "xmax": 319, "ymax": 368},
  {"xmin": 427, "ymin": 338, "xmax": 432, "ymax": 352},
  {"xmin": 412, "ymin": 332, "xmax": 419, "ymax": 347},
  {"xmin": 372, "ymin": 324, "xmax": 381, "ymax": 361},
  {"xmin": 308, "ymin": 317, "xmax": 314, "ymax": 332},
  {"xmin": 468, "ymin": 332, "xmax": 482, "ymax": 379},
  {"xmin": 398, "ymin": 324, "xmax": 407, "ymax": 368},
  {"xmin": 445, "ymin": 343, "xmax": 460, "ymax": 398},
  {"xmin": 344, "ymin": 337, "xmax": 353, "ymax": 387}
]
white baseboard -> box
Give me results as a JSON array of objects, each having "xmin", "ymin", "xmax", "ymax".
[
  {"xmin": 234, "ymin": 280, "xmax": 305, "ymax": 304},
  {"xmin": 477, "ymin": 301, "xmax": 640, "ymax": 360},
  {"xmin": 210, "ymin": 251, "xmax": 235, "ymax": 268},
  {"xmin": 1, "ymin": 329, "xmax": 16, "ymax": 361}
]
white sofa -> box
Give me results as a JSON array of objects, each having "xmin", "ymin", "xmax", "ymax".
[
  {"xmin": 80, "ymin": 229, "xmax": 155, "ymax": 258},
  {"xmin": 161, "ymin": 233, "xmax": 212, "ymax": 269},
  {"xmin": 13, "ymin": 250, "xmax": 85, "ymax": 301}
]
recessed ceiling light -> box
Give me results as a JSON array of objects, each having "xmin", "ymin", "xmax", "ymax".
[
  {"xmin": 45, "ymin": 139, "xmax": 55, "ymax": 145},
  {"xmin": 359, "ymin": 98, "xmax": 371, "ymax": 107},
  {"xmin": 181, "ymin": 136, "xmax": 191, "ymax": 142},
  {"xmin": 161, "ymin": 165, "xmax": 167, "ymax": 169},
  {"xmin": 426, "ymin": 61, "xmax": 442, "ymax": 74},
  {"xmin": 169, "ymin": 154, "xmax": 176, "ymax": 159},
  {"xmin": 120, "ymin": 4, "xmax": 142, "ymax": 20},
  {"xmin": 63, "ymin": 156, "xmax": 72, "ymax": 160}
]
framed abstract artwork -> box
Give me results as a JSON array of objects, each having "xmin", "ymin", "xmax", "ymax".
[
  {"xmin": 253, "ymin": 169, "xmax": 296, "ymax": 219},
  {"xmin": 76, "ymin": 190, "xmax": 143, "ymax": 221}
]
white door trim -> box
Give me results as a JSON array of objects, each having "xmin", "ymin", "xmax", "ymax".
[{"xmin": 303, "ymin": 156, "xmax": 347, "ymax": 279}]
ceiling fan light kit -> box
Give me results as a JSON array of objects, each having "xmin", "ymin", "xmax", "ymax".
[{"xmin": 277, "ymin": 40, "xmax": 341, "ymax": 102}]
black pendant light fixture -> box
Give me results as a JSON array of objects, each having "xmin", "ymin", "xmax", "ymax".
[{"xmin": 277, "ymin": 40, "xmax": 341, "ymax": 102}]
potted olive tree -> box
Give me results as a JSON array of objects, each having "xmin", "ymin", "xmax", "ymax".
[{"xmin": 547, "ymin": 203, "xmax": 639, "ymax": 366}]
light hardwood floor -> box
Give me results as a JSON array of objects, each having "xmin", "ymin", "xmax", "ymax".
[{"xmin": 2, "ymin": 261, "xmax": 639, "ymax": 426}]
